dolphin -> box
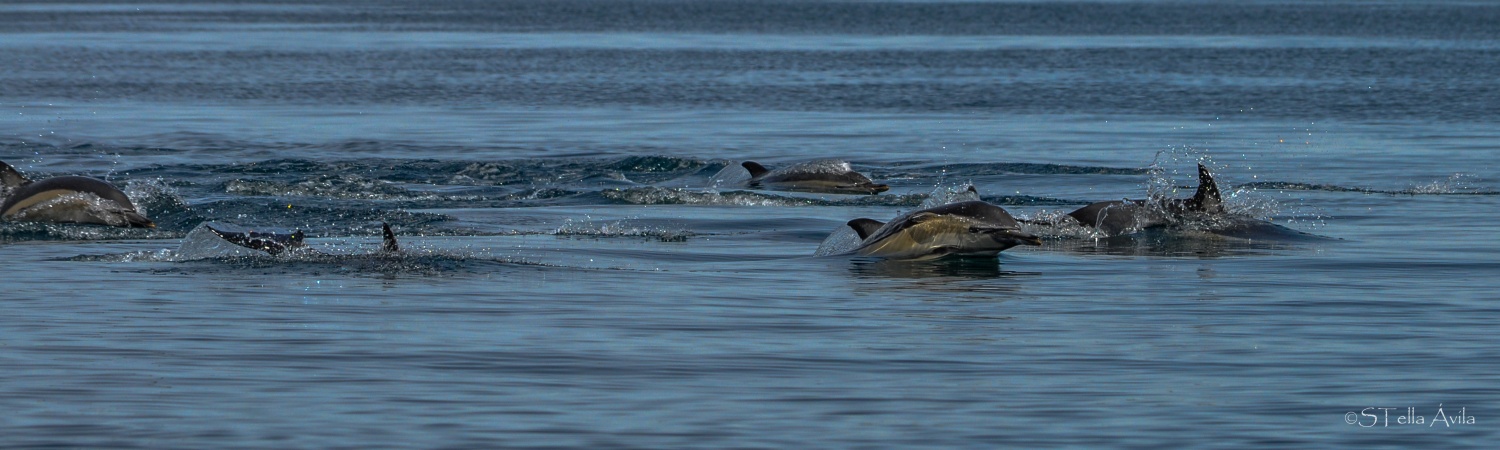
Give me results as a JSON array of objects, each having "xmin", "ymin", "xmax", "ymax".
[
  {"xmin": 1066, "ymin": 163, "xmax": 1223, "ymax": 236},
  {"xmin": 845, "ymin": 200, "xmax": 1042, "ymax": 260},
  {"xmin": 742, "ymin": 160, "xmax": 889, "ymax": 194},
  {"xmin": 206, "ymin": 222, "xmax": 399, "ymax": 255},
  {"xmin": 0, "ymin": 160, "xmax": 155, "ymax": 228}
]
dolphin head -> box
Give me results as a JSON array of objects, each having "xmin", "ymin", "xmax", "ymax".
[
  {"xmin": 940, "ymin": 201, "xmax": 1043, "ymax": 250},
  {"xmin": 207, "ymin": 226, "xmax": 307, "ymax": 255},
  {"xmin": 120, "ymin": 209, "xmax": 156, "ymax": 228},
  {"xmin": 970, "ymin": 224, "xmax": 1044, "ymax": 248}
]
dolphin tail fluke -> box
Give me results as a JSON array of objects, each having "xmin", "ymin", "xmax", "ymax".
[
  {"xmin": 381, "ymin": 222, "xmax": 400, "ymax": 252},
  {"xmin": 847, "ymin": 218, "xmax": 885, "ymax": 240},
  {"xmin": 0, "ymin": 160, "xmax": 31, "ymax": 189},
  {"xmin": 741, "ymin": 161, "xmax": 771, "ymax": 179},
  {"xmin": 1191, "ymin": 163, "xmax": 1224, "ymax": 212}
]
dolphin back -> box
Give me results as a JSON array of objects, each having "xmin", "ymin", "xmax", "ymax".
[
  {"xmin": 920, "ymin": 201, "xmax": 1023, "ymax": 228},
  {"xmin": 1067, "ymin": 200, "xmax": 1150, "ymax": 235}
]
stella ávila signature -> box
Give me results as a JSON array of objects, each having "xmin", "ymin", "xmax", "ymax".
[{"xmin": 1344, "ymin": 404, "xmax": 1476, "ymax": 428}]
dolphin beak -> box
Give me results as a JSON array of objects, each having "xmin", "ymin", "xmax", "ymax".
[
  {"xmin": 980, "ymin": 227, "xmax": 1043, "ymax": 246},
  {"xmin": 1007, "ymin": 230, "xmax": 1043, "ymax": 246},
  {"xmin": 124, "ymin": 210, "xmax": 154, "ymax": 228},
  {"xmin": 868, "ymin": 184, "xmax": 890, "ymax": 193}
]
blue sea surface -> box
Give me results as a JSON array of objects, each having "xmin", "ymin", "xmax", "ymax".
[{"xmin": 2, "ymin": 1, "xmax": 1497, "ymax": 448}]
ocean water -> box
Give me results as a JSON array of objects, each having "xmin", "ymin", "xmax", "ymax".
[{"xmin": 2, "ymin": 1, "xmax": 1497, "ymax": 448}]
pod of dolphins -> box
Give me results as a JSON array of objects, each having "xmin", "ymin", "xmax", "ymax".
[{"xmin": 1, "ymin": 158, "xmax": 1229, "ymax": 261}]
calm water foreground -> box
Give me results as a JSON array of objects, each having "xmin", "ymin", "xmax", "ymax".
[{"xmin": 2, "ymin": 1, "xmax": 1497, "ymax": 448}]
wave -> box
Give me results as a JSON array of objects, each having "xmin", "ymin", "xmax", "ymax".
[
  {"xmin": 1241, "ymin": 175, "xmax": 1496, "ymax": 196},
  {"xmin": 554, "ymin": 218, "xmax": 694, "ymax": 242},
  {"xmin": 223, "ymin": 175, "xmax": 456, "ymax": 201},
  {"xmin": 63, "ymin": 221, "xmax": 558, "ymax": 277},
  {"xmin": 882, "ymin": 162, "xmax": 1150, "ymax": 178},
  {"xmin": 68, "ymin": 248, "xmax": 554, "ymax": 278}
]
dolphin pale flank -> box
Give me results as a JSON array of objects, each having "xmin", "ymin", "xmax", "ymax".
[
  {"xmin": 0, "ymin": 161, "xmax": 155, "ymax": 228},
  {"xmin": 1066, "ymin": 163, "xmax": 1223, "ymax": 236},
  {"xmin": 846, "ymin": 200, "xmax": 1042, "ymax": 260},
  {"xmin": 742, "ymin": 160, "xmax": 889, "ymax": 194},
  {"xmin": 206, "ymin": 222, "xmax": 400, "ymax": 255}
]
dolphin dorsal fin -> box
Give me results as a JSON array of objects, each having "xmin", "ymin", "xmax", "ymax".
[
  {"xmin": 381, "ymin": 222, "xmax": 400, "ymax": 252},
  {"xmin": 1190, "ymin": 163, "xmax": 1224, "ymax": 212},
  {"xmin": 0, "ymin": 160, "xmax": 32, "ymax": 189},
  {"xmin": 847, "ymin": 218, "xmax": 885, "ymax": 240},
  {"xmin": 742, "ymin": 161, "xmax": 771, "ymax": 179}
]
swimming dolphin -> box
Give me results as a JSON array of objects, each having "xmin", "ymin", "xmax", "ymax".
[
  {"xmin": 742, "ymin": 160, "xmax": 889, "ymax": 194},
  {"xmin": 206, "ymin": 222, "xmax": 400, "ymax": 255},
  {"xmin": 845, "ymin": 200, "xmax": 1042, "ymax": 260},
  {"xmin": 1066, "ymin": 163, "xmax": 1223, "ymax": 235},
  {"xmin": 0, "ymin": 160, "xmax": 155, "ymax": 228}
]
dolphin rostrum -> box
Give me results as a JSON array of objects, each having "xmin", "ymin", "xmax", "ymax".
[
  {"xmin": 1066, "ymin": 163, "xmax": 1223, "ymax": 236},
  {"xmin": 742, "ymin": 160, "xmax": 889, "ymax": 194},
  {"xmin": 845, "ymin": 200, "xmax": 1042, "ymax": 260},
  {"xmin": 0, "ymin": 160, "xmax": 155, "ymax": 228}
]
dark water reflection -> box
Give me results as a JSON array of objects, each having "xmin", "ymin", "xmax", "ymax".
[{"xmin": 848, "ymin": 255, "xmax": 1037, "ymax": 280}]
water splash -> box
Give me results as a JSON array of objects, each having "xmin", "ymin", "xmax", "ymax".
[
  {"xmin": 555, "ymin": 218, "xmax": 693, "ymax": 242},
  {"xmin": 813, "ymin": 224, "xmax": 862, "ymax": 257},
  {"xmin": 917, "ymin": 182, "xmax": 982, "ymax": 209},
  {"xmin": 1409, "ymin": 173, "xmax": 1487, "ymax": 195},
  {"xmin": 223, "ymin": 174, "xmax": 445, "ymax": 201}
]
